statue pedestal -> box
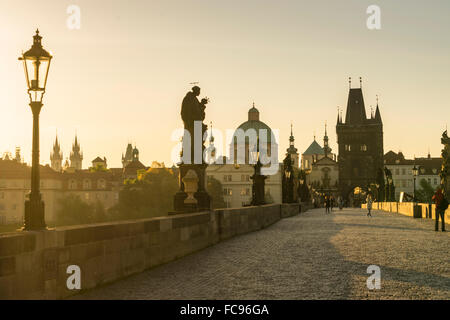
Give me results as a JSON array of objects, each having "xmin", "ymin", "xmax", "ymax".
[{"xmin": 173, "ymin": 163, "xmax": 211, "ymax": 213}]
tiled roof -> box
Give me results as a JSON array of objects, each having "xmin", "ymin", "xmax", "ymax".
[
  {"xmin": 303, "ymin": 140, "xmax": 324, "ymax": 155},
  {"xmin": 0, "ymin": 159, "xmax": 60, "ymax": 179}
]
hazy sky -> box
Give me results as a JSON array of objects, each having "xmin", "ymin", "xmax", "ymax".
[{"xmin": 1, "ymin": 0, "xmax": 449, "ymax": 168}]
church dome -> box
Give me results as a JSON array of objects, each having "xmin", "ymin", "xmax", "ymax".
[
  {"xmin": 232, "ymin": 105, "xmax": 276, "ymax": 144},
  {"xmin": 229, "ymin": 104, "xmax": 278, "ymax": 164}
]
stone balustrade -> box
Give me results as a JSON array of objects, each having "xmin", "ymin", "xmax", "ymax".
[
  {"xmin": 0, "ymin": 202, "xmax": 309, "ymax": 299},
  {"xmin": 362, "ymin": 201, "xmax": 450, "ymax": 220}
]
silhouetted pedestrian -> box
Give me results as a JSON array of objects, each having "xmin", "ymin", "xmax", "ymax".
[
  {"xmin": 325, "ymin": 196, "xmax": 331, "ymax": 214},
  {"xmin": 432, "ymin": 188, "xmax": 448, "ymax": 232}
]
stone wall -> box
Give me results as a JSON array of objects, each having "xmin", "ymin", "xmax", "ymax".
[
  {"xmin": 362, "ymin": 202, "xmax": 450, "ymax": 220},
  {"xmin": 0, "ymin": 203, "xmax": 305, "ymax": 300}
]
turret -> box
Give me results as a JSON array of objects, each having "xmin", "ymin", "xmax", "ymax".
[{"xmin": 50, "ymin": 135, "xmax": 63, "ymax": 171}]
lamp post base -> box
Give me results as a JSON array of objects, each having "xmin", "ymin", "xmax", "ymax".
[{"xmin": 22, "ymin": 198, "xmax": 46, "ymax": 231}]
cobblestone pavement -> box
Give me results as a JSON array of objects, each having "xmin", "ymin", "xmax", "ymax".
[{"xmin": 74, "ymin": 208, "xmax": 450, "ymax": 300}]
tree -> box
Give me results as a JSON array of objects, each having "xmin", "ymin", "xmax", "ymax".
[
  {"xmin": 416, "ymin": 179, "xmax": 437, "ymax": 203},
  {"xmin": 55, "ymin": 194, "xmax": 110, "ymax": 226},
  {"xmin": 207, "ymin": 176, "xmax": 226, "ymax": 209},
  {"xmin": 90, "ymin": 163, "xmax": 109, "ymax": 172},
  {"xmin": 112, "ymin": 167, "xmax": 179, "ymax": 219},
  {"xmin": 55, "ymin": 194, "xmax": 94, "ymax": 226}
]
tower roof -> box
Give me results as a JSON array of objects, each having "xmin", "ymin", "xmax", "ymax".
[
  {"xmin": 345, "ymin": 88, "xmax": 367, "ymax": 124},
  {"xmin": 248, "ymin": 103, "xmax": 260, "ymax": 121},
  {"xmin": 286, "ymin": 123, "xmax": 298, "ymax": 154},
  {"xmin": 303, "ymin": 140, "xmax": 324, "ymax": 155},
  {"xmin": 374, "ymin": 104, "xmax": 382, "ymax": 123}
]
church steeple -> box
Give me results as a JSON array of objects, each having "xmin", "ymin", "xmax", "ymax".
[
  {"xmin": 50, "ymin": 134, "xmax": 63, "ymax": 171},
  {"xmin": 207, "ymin": 122, "xmax": 216, "ymax": 163},
  {"xmin": 70, "ymin": 134, "xmax": 83, "ymax": 170},
  {"xmin": 374, "ymin": 95, "xmax": 382, "ymax": 124},
  {"xmin": 323, "ymin": 122, "xmax": 332, "ymax": 158},
  {"xmin": 286, "ymin": 122, "xmax": 299, "ymax": 168}
]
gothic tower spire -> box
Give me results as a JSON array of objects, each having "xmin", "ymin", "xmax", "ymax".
[
  {"xmin": 286, "ymin": 122, "xmax": 299, "ymax": 168},
  {"xmin": 323, "ymin": 122, "xmax": 331, "ymax": 158},
  {"xmin": 70, "ymin": 134, "xmax": 83, "ymax": 170},
  {"xmin": 50, "ymin": 134, "xmax": 63, "ymax": 171}
]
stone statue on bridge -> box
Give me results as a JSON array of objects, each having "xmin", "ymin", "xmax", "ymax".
[
  {"xmin": 180, "ymin": 86, "xmax": 209, "ymax": 164},
  {"xmin": 173, "ymin": 86, "xmax": 211, "ymax": 213},
  {"xmin": 441, "ymin": 130, "xmax": 450, "ymax": 197}
]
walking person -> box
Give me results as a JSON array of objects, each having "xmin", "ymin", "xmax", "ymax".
[
  {"xmin": 338, "ymin": 195, "xmax": 343, "ymax": 210},
  {"xmin": 325, "ymin": 196, "xmax": 330, "ymax": 214},
  {"xmin": 366, "ymin": 194, "xmax": 373, "ymax": 217},
  {"xmin": 432, "ymin": 188, "xmax": 448, "ymax": 232}
]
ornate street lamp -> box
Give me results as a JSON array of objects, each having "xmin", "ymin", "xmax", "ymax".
[
  {"xmin": 19, "ymin": 29, "xmax": 52, "ymax": 230},
  {"xmin": 250, "ymin": 142, "xmax": 266, "ymax": 206},
  {"xmin": 412, "ymin": 164, "xmax": 418, "ymax": 203},
  {"xmin": 387, "ymin": 177, "xmax": 393, "ymax": 202},
  {"xmin": 283, "ymin": 154, "xmax": 294, "ymax": 203}
]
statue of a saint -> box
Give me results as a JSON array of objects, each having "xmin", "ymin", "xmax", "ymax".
[
  {"xmin": 173, "ymin": 86, "xmax": 212, "ymax": 212},
  {"xmin": 180, "ymin": 86, "xmax": 209, "ymax": 163},
  {"xmin": 441, "ymin": 129, "xmax": 449, "ymax": 145}
]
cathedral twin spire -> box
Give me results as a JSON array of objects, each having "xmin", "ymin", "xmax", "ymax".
[{"xmin": 50, "ymin": 134, "xmax": 83, "ymax": 171}]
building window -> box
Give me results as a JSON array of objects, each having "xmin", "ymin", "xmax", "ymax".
[
  {"xmin": 395, "ymin": 169, "xmax": 399, "ymax": 175},
  {"xmin": 98, "ymin": 179, "xmax": 106, "ymax": 189},
  {"xmin": 360, "ymin": 144, "xmax": 367, "ymax": 152},
  {"xmin": 85, "ymin": 193, "xmax": 90, "ymax": 200},
  {"xmin": 434, "ymin": 178, "xmax": 438, "ymax": 185},
  {"xmin": 345, "ymin": 145, "xmax": 351, "ymax": 151},
  {"xmin": 223, "ymin": 188, "xmax": 232, "ymax": 196},
  {"xmin": 83, "ymin": 179, "xmax": 91, "ymax": 190},
  {"xmin": 402, "ymin": 168, "xmax": 406, "ymax": 175},
  {"xmin": 241, "ymin": 174, "xmax": 250, "ymax": 182},
  {"xmin": 240, "ymin": 188, "xmax": 250, "ymax": 196},
  {"xmin": 69, "ymin": 180, "xmax": 77, "ymax": 190},
  {"xmin": 224, "ymin": 175, "xmax": 232, "ymax": 182}
]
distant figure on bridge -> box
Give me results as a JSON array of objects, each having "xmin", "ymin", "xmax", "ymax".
[
  {"xmin": 432, "ymin": 188, "xmax": 448, "ymax": 232},
  {"xmin": 337, "ymin": 196, "xmax": 343, "ymax": 210},
  {"xmin": 325, "ymin": 196, "xmax": 331, "ymax": 214},
  {"xmin": 366, "ymin": 194, "xmax": 373, "ymax": 217}
]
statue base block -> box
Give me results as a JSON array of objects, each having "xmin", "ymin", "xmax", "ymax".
[{"xmin": 173, "ymin": 164, "xmax": 211, "ymax": 213}]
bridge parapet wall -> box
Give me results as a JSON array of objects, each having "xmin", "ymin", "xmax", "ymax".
[
  {"xmin": 0, "ymin": 203, "xmax": 306, "ymax": 299},
  {"xmin": 363, "ymin": 202, "xmax": 449, "ymax": 220}
]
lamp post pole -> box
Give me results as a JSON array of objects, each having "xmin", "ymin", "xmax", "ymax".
[
  {"xmin": 19, "ymin": 30, "xmax": 52, "ymax": 230},
  {"xmin": 250, "ymin": 141, "xmax": 266, "ymax": 206},
  {"xmin": 26, "ymin": 101, "xmax": 45, "ymax": 229},
  {"xmin": 412, "ymin": 165, "xmax": 418, "ymax": 203}
]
